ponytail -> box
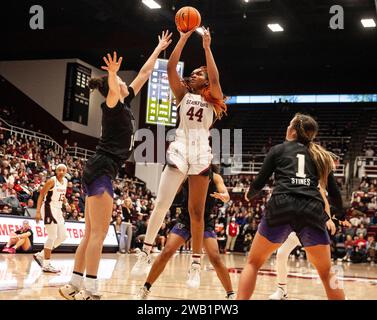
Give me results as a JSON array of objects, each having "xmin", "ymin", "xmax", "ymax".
[
  {"xmin": 88, "ymin": 77, "xmax": 109, "ymax": 97},
  {"xmin": 201, "ymin": 86, "xmax": 227, "ymax": 119},
  {"xmin": 307, "ymin": 142, "xmax": 336, "ymax": 187}
]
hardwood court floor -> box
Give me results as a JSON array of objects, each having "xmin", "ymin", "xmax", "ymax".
[{"xmin": 0, "ymin": 252, "xmax": 376, "ymax": 300}]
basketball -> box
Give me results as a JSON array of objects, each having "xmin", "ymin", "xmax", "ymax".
[{"xmin": 175, "ymin": 6, "xmax": 201, "ymax": 33}]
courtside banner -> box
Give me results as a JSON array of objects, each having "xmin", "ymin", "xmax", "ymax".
[{"xmin": 0, "ymin": 215, "xmax": 118, "ymax": 247}]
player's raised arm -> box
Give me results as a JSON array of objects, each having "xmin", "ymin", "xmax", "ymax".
[
  {"xmin": 130, "ymin": 30, "xmax": 172, "ymax": 96},
  {"xmin": 201, "ymin": 27, "xmax": 223, "ymax": 100},
  {"xmin": 167, "ymin": 29, "xmax": 195, "ymax": 104},
  {"xmin": 101, "ymin": 51, "xmax": 123, "ymax": 108}
]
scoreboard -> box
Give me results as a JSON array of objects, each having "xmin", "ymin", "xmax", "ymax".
[
  {"xmin": 146, "ymin": 59, "xmax": 184, "ymax": 127},
  {"xmin": 63, "ymin": 62, "xmax": 91, "ymax": 125}
]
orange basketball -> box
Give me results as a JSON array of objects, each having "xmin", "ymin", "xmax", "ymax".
[{"xmin": 175, "ymin": 6, "xmax": 201, "ymax": 33}]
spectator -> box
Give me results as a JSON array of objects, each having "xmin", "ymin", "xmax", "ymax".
[
  {"xmin": 225, "ymin": 217, "xmax": 239, "ymax": 254},
  {"xmin": 1, "ymin": 220, "xmax": 33, "ymax": 253},
  {"xmin": 77, "ymin": 211, "xmax": 85, "ymax": 222},
  {"xmin": 0, "ymin": 170, "xmax": 7, "ymax": 184},
  {"xmin": 367, "ymin": 198, "xmax": 376, "ymax": 210},
  {"xmin": 111, "ymin": 203, "xmax": 120, "ymax": 222},
  {"xmin": 71, "ymin": 196, "xmax": 82, "ymax": 213},
  {"xmin": 354, "ymin": 233, "xmax": 367, "ymax": 249},
  {"xmin": 372, "ymin": 212, "xmax": 377, "ymax": 225},
  {"xmin": 343, "ymin": 235, "xmax": 354, "ymax": 262},
  {"xmin": 365, "ymin": 146, "xmax": 374, "ymax": 158},
  {"xmin": 356, "ymin": 223, "xmax": 367, "ymax": 238},
  {"xmin": 66, "ymin": 181, "xmax": 73, "ymax": 199},
  {"xmin": 26, "ymin": 199, "xmax": 34, "ymax": 208},
  {"xmin": 0, "ymin": 204, "xmax": 12, "ymax": 214},
  {"xmin": 357, "ymin": 202, "xmax": 368, "ymax": 213},
  {"xmin": 122, "ymin": 197, "xmax": 135, "ymax": 223},
  {"xmin": 349, "ymin": 214, "xmax": 361, "ymax": 227},
  {"xmin": 0, "ymin": 183, "xmax": 10, "ymax": 199},
  {"xmin": 3, "ymin": 189, "xmax": 21, "ymax": 212},
  {"xmin": 71, "ymin": 171, "xmax": 81, "ymax": 185},
  {"xmin": 74, "ymin": 192, "xmax": 84, "ymax": 212},
  {"xmin": 0, "ymin": 133, "xmax": 5, "ymax": 146},
  {"xmin": 366, "ymin": 235, "xmax": 376, "ymax": 263},
  {"xmin": 113, "ymin": 215, "xmax": 123, "ymax": 235},
  {"xmin": 360, "ymin": 214, "xmax": 371, "ymax": 225},
  {"xmin": 243, "ymin": 233, "xmax": 253, "ymax": 255},
  {"xmin": 68, "ymin": 209, "xmax": 79, "ymax": 221},
  {"xmin": 352, "ymin": 234, "xmax": 367, "ymax": 262},
  {"xmin": 0, "ymin": 168, "xmax": 14, "ymax": 185}
]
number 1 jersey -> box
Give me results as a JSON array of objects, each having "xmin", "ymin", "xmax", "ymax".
[{"xmin": 255, "ymin": 141, "xmax": 323, "ymax": 202}]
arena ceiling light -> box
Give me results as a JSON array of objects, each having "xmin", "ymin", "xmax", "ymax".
[
  {"xmin": 361, "ymin": 18, "xmax": 376, "ymax": 28},
  {"xmin": 142, "ymin": 0, "xmax": 161, "ymax": 9},
  {"xmin": 196, "ymin": 27, "xmax": 205, "ymax": 35},
  {"xmin": 267, "ymin": 23, "xmax": 284, "ymax": 32}
]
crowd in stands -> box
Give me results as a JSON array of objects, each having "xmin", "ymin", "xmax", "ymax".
[{"xmin": 339, "ymin": 175, "xmax": 377, "ymax": 263}]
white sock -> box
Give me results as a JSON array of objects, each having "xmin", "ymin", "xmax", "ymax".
[
  {"xmin": 70, "ymin": 273, "xmax": 84, "ymax": 289},
  {"xmin": 142, "ymin": 244, "xmax": 152, "ymax": 255},
  {"xmin": 191, "ymin": 254, "xmax": 201, "ymax": 267},
  {"xmin": 278, "ymin": 283, "xmax": 287, "ymax": 294},
  {"xmin": 85, "ymin": 277, "xmax": 98, "ymax": 295},
  {"xmin": 43, "ymin": 259, "xmax": 50, "ymax": 268}
]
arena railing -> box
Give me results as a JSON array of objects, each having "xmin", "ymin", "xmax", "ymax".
[
  {"xmin": 354, "ymin": 156, "xmax": 377, "ymax": 178},
  {"xmin": 0, "ymin": 152, "xmax": 37, "ymax": 164},
  {"xmin": 66, "ymin": 146, "xmax": 95, "ymax": 159},
  {"xmin": 0, "ymin": 117, "xmax": 95, "ymax": 160},
  {"xmin": 0, "ymin": 126, "xmax": 63, "ymax": 154},
  {"xmin": 314, "ymin": 136, "xmax": 351, "ymax": 145},
  {"xmin": 0, "ymin": 117, "xmax": 55, "ymax": 143}
]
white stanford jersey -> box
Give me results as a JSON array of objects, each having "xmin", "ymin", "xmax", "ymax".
[
  {"xmin": 167, "ymin": 93, "xmax": 215, "ymax": 175},
  {"xmin": 175, "ymin": 92, "xmax": 215, "ymax": 144},
  {"xmin": 44, "ymin": 176, "xmax": 68, "ymax": 209}
]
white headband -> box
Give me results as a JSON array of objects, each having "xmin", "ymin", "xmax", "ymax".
[{"xmin": 56, "ymin": 164, "xmax": 67, "ymax": 171}]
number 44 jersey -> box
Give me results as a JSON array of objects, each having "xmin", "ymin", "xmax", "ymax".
[{"xmin": 167, "ymin": 92, "xmax": 215, "ymax": 175}]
